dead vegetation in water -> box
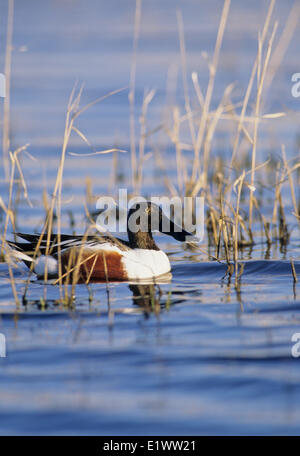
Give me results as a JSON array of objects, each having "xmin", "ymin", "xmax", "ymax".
[{"xmin": 1, "ymin": 0, "xmax": 300, "ymax": 309}]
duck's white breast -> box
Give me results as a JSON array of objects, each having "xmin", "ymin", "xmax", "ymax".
[{"xmin": 121, "ymin": 249, "xmax": 171, "ymax": 279}]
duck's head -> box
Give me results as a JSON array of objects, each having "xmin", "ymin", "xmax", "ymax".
[{"xmin": 127, "ymin": 201, "xmax": 195, "ymax": 248}]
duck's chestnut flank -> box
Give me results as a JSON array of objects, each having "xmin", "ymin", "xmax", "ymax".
[{"xmin": 61, "ymin": 249, "xmax": 128, "ymax": 281}]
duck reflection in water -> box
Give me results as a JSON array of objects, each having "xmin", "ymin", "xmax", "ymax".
[{"xmin": 128, "ymin": 273, "xmax": 186, "ymax": 316}]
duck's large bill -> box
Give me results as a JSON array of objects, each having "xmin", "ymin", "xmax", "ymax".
[{"xmin": 160, "ymin": 214, "xmax": 198, "ymax": 243}]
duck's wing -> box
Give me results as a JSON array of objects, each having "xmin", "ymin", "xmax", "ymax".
[{"xmin": 14, "ymin": 232, "xmax": 130, "ymax": 255}]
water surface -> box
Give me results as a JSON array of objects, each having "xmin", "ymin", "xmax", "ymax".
[{"xmin": 1, "ymin": 0, "xmax": 300, "ymax": 436}]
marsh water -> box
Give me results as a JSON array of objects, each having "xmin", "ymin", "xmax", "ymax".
[{"xmin": 1, "ymin": 0, "xmax": 300, "ymax": 435}]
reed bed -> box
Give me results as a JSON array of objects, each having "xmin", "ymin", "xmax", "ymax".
[{"xmin": 1, "ymin": 0, "xmax": 300, "ymax": 308}]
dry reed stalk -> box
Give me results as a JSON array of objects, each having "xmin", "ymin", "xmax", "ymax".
[
  {"xmin": 101, "ymin": 249, "xmax": 112, "ymax": 316},
  {"xmin": 137, "ymin": 88, "xmax": 156, "ymax": 192},
  {"xmin": 222, "ymin": 220, "xmax": 230, "ymax": 264},
  {"xmin": 20, "ymin": 85, "xmax": 79, "ymax": 293},
  {"xmin": 216, "ymin": 189, "xmax": 231, "ymax": 263},
  {"xmin": 4, "ymin": 248, "xmax": 20, "ymax": 307},
  {"xmin": 218, "ymin": 111, "xmax": 284, "ymax": 124},
  {"xmin": 163, "ymin": 63, "xmax": 179, "ymax": 126},
  {"xmin": 1, "ymin": 235, "xmax": 20, "ymax": 306},
  {"xmin": 224, "ymin": 199, "xmax": 252, "ymax": 247},
  {"xmin": 7, "ymin": 261, "xmax": 20, "ymax": 306},
  {"xmin": 232, "ymin": 0, "xmax": 275, "ymax": 161},
  {"xmin": 1, "ymin": 144, "xmax": 29, "ymax": 256},
  {"xmin": 153, "ymin": 146, "xmax": 179, "ymax": 197},
  {"xmin": 235, "ymin": 261, "xmax": 245, "ymax": 296},
  {"xmin": 65, "ymin": 226, "xmax": 127, "ymax": 300},
  {"xmin": 290, "ymin": 258, "xmax": 298, "ymax": 283},
  {"xmin": 208, "ymin": 208, "xmax": 218, "ymax": 246},
  {"xmin": 278, "ymin": 192, "xmax": 289, "ymax": 245},
  {"xmin": 41, "ymin": 84, "xmax": 83, "ymax": 299},
  {"xmin": 202, "ymin": 83, "xmax": 234, "ymax": 185},
  {"xmin": 0, "ymin": 146, "xmax": 31, "ymax": 307},
  {"xmin": 2, "ymin": 0, "xmax": 14, "ymax": 179},
  {"xmin": 1, "ymin": 158, "xmax": 16, "ymax": 255},
  {"xmin": 85, "ymin": 177, "xmax": 94, "ymax": 205},
  {"xmin": 227, "ymin": 0, "xmax": 275, "ymax": 202},
  {"xmin": 85, "ymin": 254, "xmax": 98, "ymax": 285},
  {"xmin": 191, "ymin": 72, "xmax": 205, "ymax": 111},
  {"xmin": 70, "ymin": 228, "xmax": 94, "ymax": 296},
  {"xmin": 192, "ymin": 0, "xmax": 231, "ymax": 183},
  {"xmin": 52, "ymin": 250, "xmax": 96, "ymax": 286},
  {"xmin": 59, "ymin": 245, "xmax": 76, "ymax": 304},
  {"xmin": 252, "ymin": 195, "xmax": 271, "ymax": 245},
  {"xmin": 248, "ymin": 21, "xmax": 278, "ymax": 230},
  {"xmin": 129, "ymin": 0, "xmax": 142, "ymax": 193},
  {"xmin": 271, "ymin": 161, "xmax": 281, "ymax": 241},
  {"xmin": 177, "ymin": 10, "xmax": 196, "ymax": 153},
  {"xmin": 20, "ymin": 86, "xmax": 126, "ymax": 305},
  {"xmin": 173, "ymin": 107, "xmax": 184, "ymax": 194},
  {"xmin": 216, "ymin": 216, "xmax": 222, "ymax": 260},
  {"xmin": 281, "ymin": 144, "xmax": 300, "ymax": 231},
  {"xmin": 233, "ymin": 170, "xmax": 245, "ymax": 265},
  {"xmin": 264, "ymin": 1, "xmax": 300, "ymax": 99}
]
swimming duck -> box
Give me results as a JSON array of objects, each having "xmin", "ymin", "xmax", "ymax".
[{"xmin": 8, "ymin": 202, "xmax": 194, "ymax": 281}]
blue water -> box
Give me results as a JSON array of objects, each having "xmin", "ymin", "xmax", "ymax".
[
  {"xmin": 1, "ymin": 258, "xmax": 300, "ymax": 435},
  {"xmin": 1, "ymin": 0, "xmax": 300, "ymax": 436}
]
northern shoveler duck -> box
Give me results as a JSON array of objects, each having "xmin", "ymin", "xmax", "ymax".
[{"xmin": 8, "ymin": 202, "xmax": 194, "ymax": 281}]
